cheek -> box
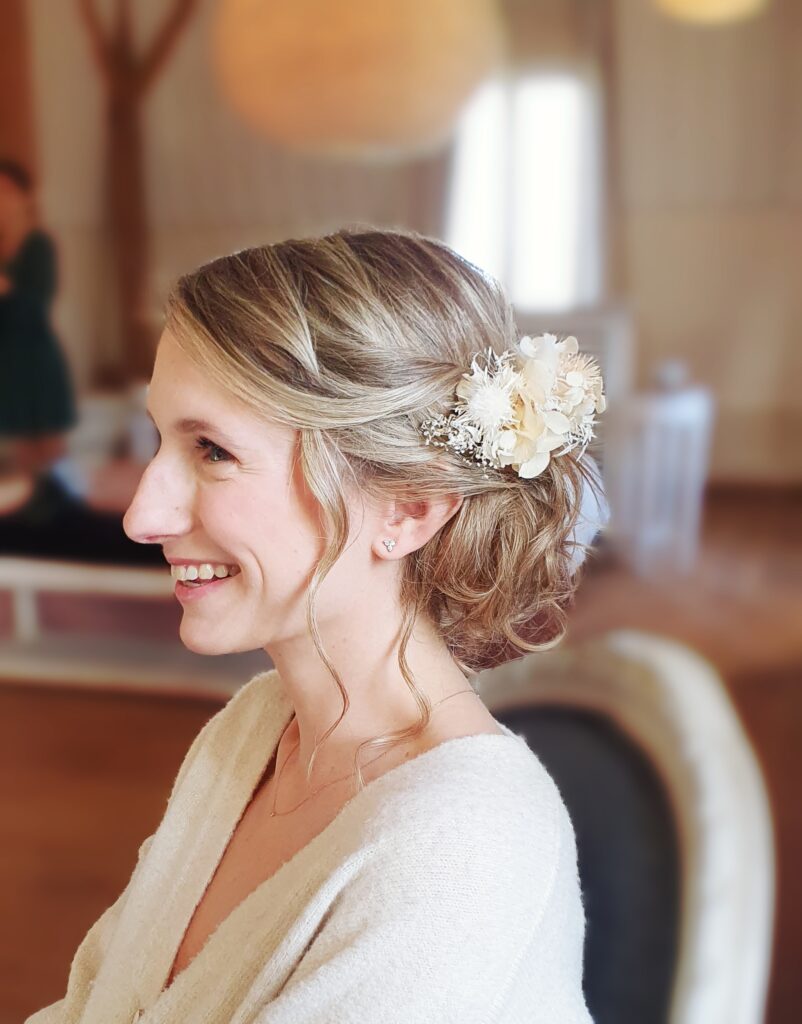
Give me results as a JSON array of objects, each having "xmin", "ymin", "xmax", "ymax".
[
  {"xmin": 205, "ymin": 479, "xmax": 326, "ymax": 579},
  {"xmin": 205, "ymin": 490, "xmax": 289, "ymax": 562},
  {"xmin": 202, "ymin": 490, "xmax": 263, "ymax": 551}
]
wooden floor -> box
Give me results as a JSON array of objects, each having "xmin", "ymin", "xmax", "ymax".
[
  {"xmin": 1, "ymin": 685, "xmax": 223, "ymax": 1024},
  {"xmin": 2, "ymin": 484, "xmax": 800, "ymax": 1022}
]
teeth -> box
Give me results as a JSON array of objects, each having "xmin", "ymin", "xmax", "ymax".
[{"xmin": 170, "ymin": 563, "xmax": 239, "ymax": 582}]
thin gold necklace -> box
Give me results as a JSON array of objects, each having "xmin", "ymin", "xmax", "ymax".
[{"xmin": 269, "ymin": 687, "xmax": 479, "ymax": 818}]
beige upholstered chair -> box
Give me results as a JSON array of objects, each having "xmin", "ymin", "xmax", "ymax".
[{"xmin": 476, "ymin": 628, "xmax": 774, "ymax": 1024}]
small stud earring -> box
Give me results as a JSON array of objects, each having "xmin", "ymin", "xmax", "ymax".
[{"xmin": 382, "ymin": 538, "xmax": 397, "ymax": 552}]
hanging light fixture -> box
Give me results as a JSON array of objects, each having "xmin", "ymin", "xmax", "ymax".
[
  {"xmin": 654, "ymin": 0, "xmax": 769, "ymax": 24},
  {"xmin": 211, "ymin": 0, "xmax": 506, "ymax": 160}
]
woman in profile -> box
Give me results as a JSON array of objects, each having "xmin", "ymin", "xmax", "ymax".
[
  {"xmin": 25, "ymin": 229, "xmax": 606, "ymax": 1023},
  {"xmin": 0, "ymin": 159, "xmax": 77, "ymax": 477}
]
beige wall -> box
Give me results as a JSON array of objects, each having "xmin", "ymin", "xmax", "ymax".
[
  {"xmin": 27, "ymin": 0, "xmax": 451, "ymax": 390},
  {"xmin": 613, "ymin": 0, "xmax": 802, "ymax": 482},
  {"xmin": 26, "ymin": 0, "xmax": 801, "ymax": 482}
]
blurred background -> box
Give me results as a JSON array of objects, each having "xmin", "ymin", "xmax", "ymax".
[{"xmin": 0, "ymin": 1, "xmax": 799, "ymax": 1022}]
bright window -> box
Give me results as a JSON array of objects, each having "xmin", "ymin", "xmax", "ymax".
[{"xmin": 446, "ymin": 71, "xmax": 603, "ymax": 311}]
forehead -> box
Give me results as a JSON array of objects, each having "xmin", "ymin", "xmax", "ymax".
[
  {"xmin": 148, "ymin": 329, "xmax": 289, "ymax": 447},
  {"xmin": 149, "ymin": 329, "xmax": 225, "ymax": 408}
]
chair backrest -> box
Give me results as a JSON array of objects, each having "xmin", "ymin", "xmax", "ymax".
[
  {"xmin": 477, "ymin": 629, "xmax": 775, "ymax": 1024},
  {"xmin": 500, "ymin": 702, "xmax": 680, "ymax": 1023}
]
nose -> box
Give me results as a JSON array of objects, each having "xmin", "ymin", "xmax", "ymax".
[{"xmin": 123, "ymin": 455, "xmax": 195, "ymax": 545}]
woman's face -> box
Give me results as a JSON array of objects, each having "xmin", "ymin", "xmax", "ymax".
[{"xmin": 124, "ymin": 328, "xmax": 373, "ymax": 655}]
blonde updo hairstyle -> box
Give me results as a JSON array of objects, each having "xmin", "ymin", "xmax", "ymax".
[{"xmin": 165, "ymin": 227, "xmax": 604, "ymax": 792}]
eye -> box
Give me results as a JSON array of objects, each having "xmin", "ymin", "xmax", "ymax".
[{"xmin": 195, "ymin": 437, "xmax": 233, "ymax": 464}]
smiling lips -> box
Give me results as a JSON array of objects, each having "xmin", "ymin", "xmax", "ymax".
[{"xmin": 170, "ymin": 563, "xmax": 241, "ymax": 582}]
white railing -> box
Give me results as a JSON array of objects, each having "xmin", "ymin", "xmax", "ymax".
[
  {"xmin": 0, "ymin": 555, "xmax": 268, "ymax": 694},
  {"xmin": 0, "ymin": 556, "xmax": 172, "ymax": 643}
]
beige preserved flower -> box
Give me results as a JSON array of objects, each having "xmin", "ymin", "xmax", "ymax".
[{"xmin": 420, "ymin": 333, "xmax": 606, "ymax": 479}]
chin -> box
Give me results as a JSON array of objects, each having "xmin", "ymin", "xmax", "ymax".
[{"xmin": 178, "ymin": 620, "xmax": 262, "ymax": 657}]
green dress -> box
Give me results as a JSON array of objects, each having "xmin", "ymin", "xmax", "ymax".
[{"xmin": 0, "ymin": 228, "xmax": 78, "ymax": 437}]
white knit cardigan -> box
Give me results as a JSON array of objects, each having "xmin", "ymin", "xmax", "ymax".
[{"xmin": 26, "ymin": 669, "xmax": 593, "ymax": 1024}]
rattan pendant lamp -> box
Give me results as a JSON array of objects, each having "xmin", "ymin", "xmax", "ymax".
[
  {"xmin": 654, "ymin": 0, "xmax": 769, "ymax": 24},
  {"xmin": 211, "ymin": 0, "xmax": 506, "ymax": 159}
]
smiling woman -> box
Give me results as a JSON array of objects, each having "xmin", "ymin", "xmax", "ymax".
[{"xmin": 25, "ymin": 228, "xmax": 605, "ymax": 1024}]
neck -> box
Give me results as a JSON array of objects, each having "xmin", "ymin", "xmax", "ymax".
[{"xmin": 266, "ymin": 612, "xmax": 477, "ymax": 779}]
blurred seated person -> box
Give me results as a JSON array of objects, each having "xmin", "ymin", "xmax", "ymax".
[
  {"xmin": 0, "ymin": 159, "xmax": 160, "ymax": 566},
  {"xmin": 0, "ymin": 444, "xmax": 163, "ymax": 566}
]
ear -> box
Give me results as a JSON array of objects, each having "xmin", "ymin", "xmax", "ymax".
[{"xmin": 374, "ymin": 493, "xmax": 464, "ymax": 558}]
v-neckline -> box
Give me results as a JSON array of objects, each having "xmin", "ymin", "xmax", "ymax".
[
  {"xmin": 159, "ymin": 743, "xmax": 282, "ymax": 994},
  {"xmin": 151, "ymin": 671, "xmax": 526, "ymax": 1006},
  {"xmin": 155, "ymin": 674, "xmax": 295, "ymax": 1001}
]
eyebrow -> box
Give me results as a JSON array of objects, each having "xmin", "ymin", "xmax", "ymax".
[{"xmin": 145, "ymin": 409, "xmax": 240, "ymax": 449}]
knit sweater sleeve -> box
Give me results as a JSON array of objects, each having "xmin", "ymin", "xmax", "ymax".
[{"xmin": 253, "ymin": 764, "xmax": 594, "ymax": 1024}]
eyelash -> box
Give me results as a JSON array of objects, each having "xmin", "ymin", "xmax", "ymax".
[{"xmin": 195, "ymin": 437, "xmax": 233, "ymax": 464}]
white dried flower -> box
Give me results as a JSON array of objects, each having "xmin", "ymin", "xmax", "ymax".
[{"xmin": 420, "ymin": 334, "xmax": 606, "ymax": 480}]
